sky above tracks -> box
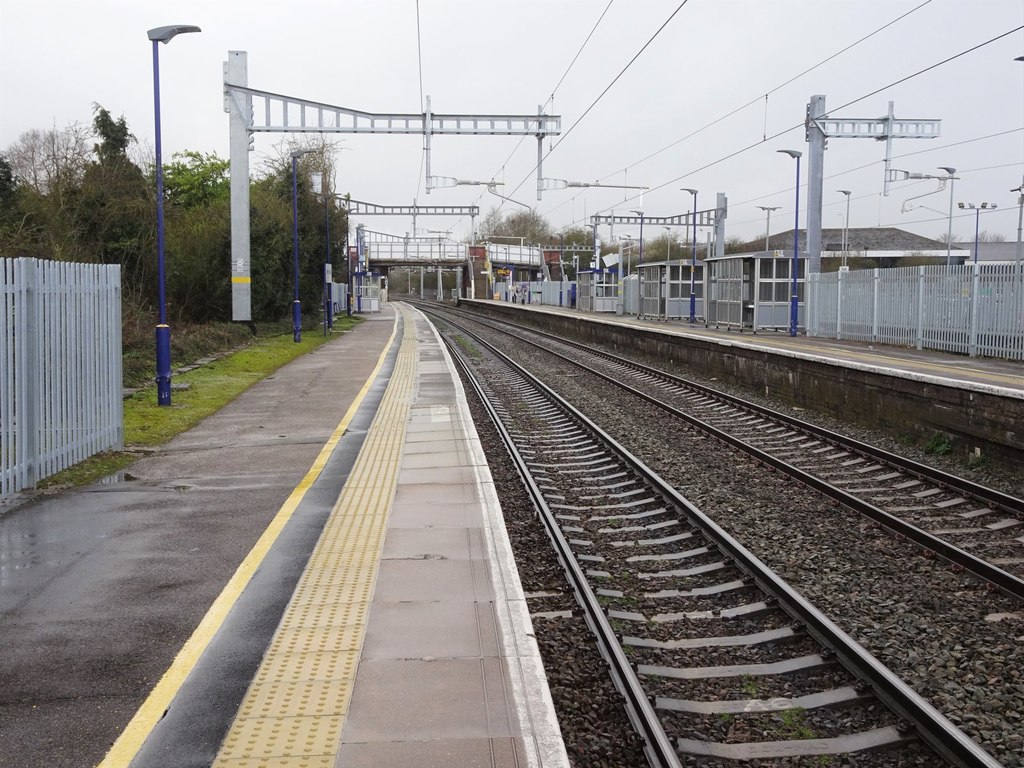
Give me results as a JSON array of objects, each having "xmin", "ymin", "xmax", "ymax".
[{"xmin": 1, "ymin": 0, "xmax": 1022, "ymax": 246}]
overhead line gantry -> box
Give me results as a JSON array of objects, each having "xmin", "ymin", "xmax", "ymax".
[{"xmin": 224, "ymin": 51, "xmax": 560, "ymax": 321}]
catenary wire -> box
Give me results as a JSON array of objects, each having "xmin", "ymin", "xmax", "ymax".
[
  {"xmin": 604, "ymin": 0, "xmax": 935, "ymax": 183},
  {"xmin": 527, "ymin": 3, "xmax": 948, "ymax": 212},
  {"xmin": 498, "ymin": 0, "xmax": 692, "ymax": 207},
  {"xmin": 487, "ymin": 0, "xmax": 617, "ymax": 188},
  {"xmin": 548, "ymin": 24, "xmax": 1024, "ymax": 231},
  {"xmin": 450, "ymin": 0, "xmax": 618, "ymax": 237}
]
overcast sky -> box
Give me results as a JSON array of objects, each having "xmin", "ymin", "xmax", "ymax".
[{"xmin": 2, "ymin": 0, "xmax": 1022, "ymax": 247}]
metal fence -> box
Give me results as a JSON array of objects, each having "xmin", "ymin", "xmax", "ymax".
[
  {"xmin": 808, "ymin": 263, "xmax": 1024, "ymax": 360},
  {"xmin": 1, "ymin": 258, "xmax": 123, "ymax": 497}
]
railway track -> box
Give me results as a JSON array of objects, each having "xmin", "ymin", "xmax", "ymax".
[
  {"xmin": 431, "ymin": 302, "xmax": 1024, "ymax": 601},
  {"xmin": 431, "ymin": 308, "xmax": 1002, "ymax": 767}
]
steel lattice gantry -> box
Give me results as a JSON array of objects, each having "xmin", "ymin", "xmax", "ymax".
[
  {"xmin": 803, "ymin": 95, "xmax": 940, "ymax": 275},
  {"xmin": 223, "ymin": 51, "xmax": 560, "ymax": 321},
  {"xmin": 341, "ymin": 198, "xmax": 480, "ymax": 246},
  {"xmin": 591, "ymin": 193, "xmax": 729, "ymax": 262},
  {"xmin": 342, "ymin": 200, "xmax": 479, "ymax": 218}
]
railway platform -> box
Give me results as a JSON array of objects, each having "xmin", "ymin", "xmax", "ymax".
[
  {"xmin": 474, "ymin": 299, "xmax": 1024, "ymax": 395},
  {"xmin": 461, "ymin": 298, "xmax": 1023, "ymax": 467},
  {"xmin": 1, "ymin": 303, "xmax": 566, "ymax": 768}
]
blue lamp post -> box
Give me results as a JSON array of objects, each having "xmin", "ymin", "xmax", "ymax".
[
  {"xmin": 959, "ymin": 202, "xmax": 997, "ymax": 264},
  {"xmin": 147, "ymin": 24, "xmax": 200, "ymax": 406},
  {"xmin": 324, "ymin": 190, "xmax": 331, "ymax": 334},
  {"xmin": 290, "ymin": 149, "xmax": 314, "ymax": 342},
  {"xmin": 777, "ymin": 149, "xmax": 802, "ymax": 337},
  {"xmin": 680, "ymin": 188, "xmax": 698, "ymax": 322}
]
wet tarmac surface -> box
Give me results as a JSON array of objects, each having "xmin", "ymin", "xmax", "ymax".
[{"xmin": 0, "ymin": 311, "xmax": 396, "ymax": 768}]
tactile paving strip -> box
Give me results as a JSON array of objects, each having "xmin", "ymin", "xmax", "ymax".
[{"xmin": 213, "ymin": 308, "xmax": 416, "ymax": 767}]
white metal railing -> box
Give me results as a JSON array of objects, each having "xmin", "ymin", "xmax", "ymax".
[
  {"xmin": 1, "ymin": 258, "xmax": 123, "ymax": 497},
  {"xmin": 366, "ymin": 237, "xmax": 466, "ymax": 262},
  {"xmin": 808, "ymin": 263, "xmax": 1024, "ymax": 360}
]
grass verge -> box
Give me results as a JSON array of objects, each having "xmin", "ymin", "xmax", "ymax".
[{"xmin": 37, "ymin": 317, "xmax": 361, "ymax": 490}]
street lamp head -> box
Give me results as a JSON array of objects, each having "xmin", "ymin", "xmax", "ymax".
[
  {"xmin": 838, "ymin": 189, "xmax": 852, "ymax": 197},
  {"xmin": 680, "ymin": 187, "xmax": 698, "ymax": 195},
  {"xmin": 756, "ymin": 205, "xmax": 781, "ymax": 213},
  {"xmin": 777, "ymin": 149, "xmax": 802, "ymax": 160},
  {"xmin": 938, "ymin": 166, "xmax": 956, "ymax": 177},
  {"xmin": 290, "ymin": 148, "xmax": 315, "ymax": 159},
  {"xmin": 147, "ymin": 25, "xmax": 201, "ymax": 43},
  {"xmin": 631, "ymin": 209, "xmax": 644, "ymax": 216}
]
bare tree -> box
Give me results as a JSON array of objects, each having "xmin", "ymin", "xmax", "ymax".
[
  {"xmin": 935, "ymin": 230, "xmax": 1007, "ymax": 244},
  {"xmin": 5, "ymin": 122, "xmax": 91, "ymax": 194},
  {"xmin": 480, "ymin": 206, "xmax": 551, "ymax": 244}
]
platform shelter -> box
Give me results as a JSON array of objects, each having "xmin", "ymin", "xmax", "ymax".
[
  {"xmin": 704, "ymin": 251, "xmax": 807, "ymax": 331},
  {"xmin": 576, "ymin": 268, "xmax": 620, "ymax": 313}
]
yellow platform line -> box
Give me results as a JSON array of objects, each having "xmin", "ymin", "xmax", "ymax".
[
  {"xmin": 97, "ymin": 316, "xmax": 400, "ymax": 768},
  {"xmin": 212, "ymin": 307, "xmax": 416, "ymax": 767}
]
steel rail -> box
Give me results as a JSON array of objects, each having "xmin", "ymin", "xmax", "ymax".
[
  {"xmin": 565, "ymin": 338, "xmax": 1024, "ymax": 518},
  {"xmin": 550, "ymin": 342, "xmax": 1024, "ymax": 602},
  {"xmin": 438, "ymin": 328, "xmax": 682, "ymax": 768},
  {"xmin": 434, "ymin": 304, "xmax": 1024, "ymax": 601},
  {"xmin": 456, "ymin": 303, "xmax": 1023, "ymax": 518},
  {"xmin": 426, "ymin": 308, "xmax": 1004, "ymax": 768}
]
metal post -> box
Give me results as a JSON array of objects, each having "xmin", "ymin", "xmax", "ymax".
[
  {"xmin": 559, "ymin": 233, "xmax": 564, "ymax": 307},
  {"xmin": 806, "ymin": 95, "xmax": 826, "ymax": 276},
  {"xmin": 692, "ymin": 195, "xmax": 698, "ymax": 321},
  {"xmin": 973, "ymin": 206, "xmax": 981, "ymax": 265},
  {"xmin": 632, "ymin": 211, "xmax": 645, "ymax": 266},
  {"xmin": 345, "ymin": 230, "xmax": 352, "ymax": 317},
  {"xmin": 757, "ymin": 206, "xmax": 779, "ymax": 251},
  {"xmin": 1013, "ymin": 181, "xmax": 1024, "ymax": 266},
  {"xmin": 225, "ymin": 51, "xmax": 251, "ymax": 322},
  {"xmin": 838, "ymin": 190, "xmax": 852, "ymax": 268},
  {"xmin": 792, "ymin": 156, "xmax": 801, "ymax": 336},
  {"xmin": 778, "ymin": 150, "xmax": 803, "ymax": 337},
  {"xmin": 424, "ymin": 97, "xmax": 432, "ymax": 194},
  {"xmin": 714, "ymin": 192, "xmax": 728, "ymax": 259},
  {"xmin": 681, "ymin": 188, "xmax": 698, "ymax": 323},
  {"xmin": 962, "ymin": 203, "xmax": 996, "ymax": 265},
  {"xmin": 940, "ymin": 167, "xmax": 957, "ymax": 266},
  {"xmin": 148, "ymin": 25, "xmax": 201, "ymax": 402},
  {"xmin": 536, "ymin": 104, "xmax": 544, "ymax": 201},
  {"xmin": 969, "ymin": 262, "xmax": 981, "ymax": 356},
  {"xmin": 323, "ymin": 180, "xmax": 331, "ymax": 334},
  {"xmin": 151, "ymin": 38, "xmax": 172, "ymax": 405},
  {"xmin": 291, "ymin": 154, "xmax": 302, "ymax": 342}
]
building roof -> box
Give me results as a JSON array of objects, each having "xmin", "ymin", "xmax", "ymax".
[
  {"xmin": 951, "ymin": 241, "xmax": 1023, "ymax": 261},
  {"xmin": 740, "ymin": 227, "xmax": 948, "ymax": 253}
]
